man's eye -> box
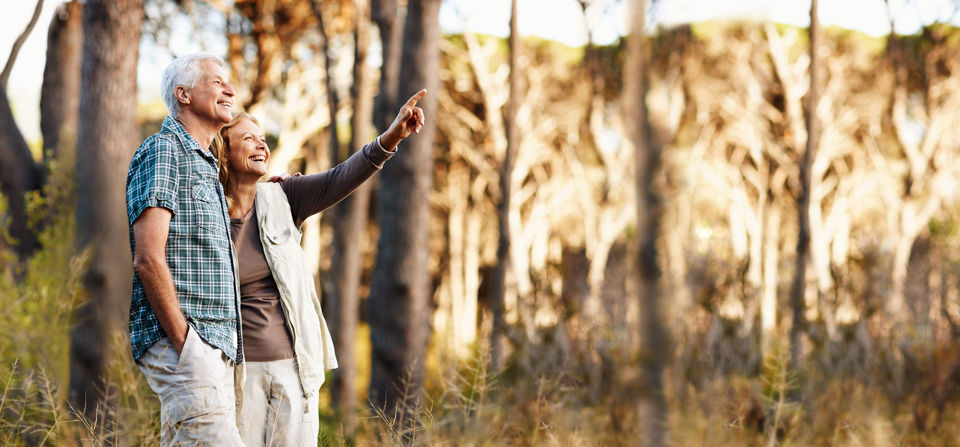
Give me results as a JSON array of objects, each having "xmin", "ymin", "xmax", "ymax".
[{"xmin": 244, "ymin": 136, "xmax": 253, "ymax": 141}]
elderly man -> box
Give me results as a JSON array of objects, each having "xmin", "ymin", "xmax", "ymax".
[{"xmin": 125, "ymin": 53, "xmax": 244, "ymax": 445}]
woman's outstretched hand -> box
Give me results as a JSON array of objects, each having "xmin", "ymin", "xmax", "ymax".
[{"xmin": 379, "ymin": 89, "xmax": 427, "ymax": 151}]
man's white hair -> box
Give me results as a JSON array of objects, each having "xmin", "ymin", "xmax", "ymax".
[{"xmin": 161, "ymin": 53, "xmax": 227, "ymax": 118}]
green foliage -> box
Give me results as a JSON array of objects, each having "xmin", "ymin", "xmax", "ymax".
[
  {"xmin": 0, "ymin": 154, "xmax": 84, "ymax": 378},
  {"xmin": 0, "ymin": 153, "xmax": 160, "ymax": 446},
  {"xmin": 0, "ymin": 154, "xmax": 85, "ymax": 444},
  {"xmin": 761, "ymin": 343, "xmax": 798, "ymax": 446}
]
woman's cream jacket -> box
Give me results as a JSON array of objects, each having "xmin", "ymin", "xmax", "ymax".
[{"xmin": 252, "ymin": 182, "xmax": 338, "ymax": 396}]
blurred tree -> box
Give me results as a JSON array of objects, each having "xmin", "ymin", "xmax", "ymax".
[
  {"xmin": 318, "ymin": 0, "xmax": 377, "ymax": 436},
  {"xmin": 0, "ymin": 89, "xmax": 43, "ymax": 260},
  {"xmin": 371, "ymin": 0, "xmax": 403, "ymax": 131},
  {"xmin": 69, "ymin": 0, "xmax": 143, "ymax": 422},
  {"xmin": 565, "ymin": 1, "xmax": 641, "ymax": 347},
  {"xmin": 882, "ymin": 22, "xmax": 960, "ymax": 322},
  {"xmin": 366, "ymin": 0, "xmax": 440, "ymax": 429},
  {"xmin": 314, "ymin": 0, "xmax": 342, "ymax": 165},
  {"xmin": 231, "ymin": 0, "xmax": 314, "ymax": 110},
  {"xmin": 788, "ymin": 0, "xmax": 820, "ymax": 365},
  {"xmin": 0, "ymin": 0, "xmax": 45, "ymax": 261},
  {"xmin": 625, "ymin": 0, "xmax": 668, "ymax": 444},
  {"xmin": 227, "ymin": 0, "xmax": 347, "ymax": 282},
  {"xmin": 40, "ymin": 1, "xmax": 83, "ymax": 163},
  {"xmin": 490, "ymin": 0, "xmax": 519, "ymax": 370},
  {"xmin": 228, "ymin": 0, "xmax": 342, "ymax": 176},
  {"xmin": 0, "ymin": 0, "xmax": 44, "ymax": 87},
  {"xmin": 448, "ymin": 31, "xmax": 507, "ymax": 358}
]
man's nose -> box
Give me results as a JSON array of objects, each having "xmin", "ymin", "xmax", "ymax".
[{"xmin": 224, "ymin": 82, "xmax": 236, "ymax": 96}]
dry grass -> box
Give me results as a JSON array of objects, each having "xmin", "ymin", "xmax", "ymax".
[{"xmin": 4, "ymin": 158, "xmax": 960, "ymax": 446}]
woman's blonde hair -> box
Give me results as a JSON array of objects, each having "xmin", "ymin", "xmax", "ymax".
[{"xmin": 210, "ymin": 111, "xmax": 260, "ymax": 211}]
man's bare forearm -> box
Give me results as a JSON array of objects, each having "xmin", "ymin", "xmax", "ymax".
[
  {"xmin": 135, "ymin": 257, "xmax": 189, "ymax": 354},
  {"xmin": 132, "ymin": 207, "xmax": 188, "ymax": 354}
]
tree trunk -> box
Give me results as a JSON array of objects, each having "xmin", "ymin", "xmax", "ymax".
[
  {"xmin": 626, "ymin": 0, "xmax": 668, "ymax": 445},
  {"xmin": 69, "ymin": 0, "xmax": 143, "ymax": 422},
  {"xmin": 0, "ymin": 86, "xmax": 43, "ymax": 261},
  {"xmin": 761, "ymin": 204, "xmax": 781, "ymax": 355},
  {"xmin": 489, "ymin": 0, "xmax": 519, "ymax": 370},
  {"xmin": 313, "ymin": 0, "xmax": 341, "ymax": 166},
  {"xmin": 366, "ymin": 0, "xmax": 440, "ymax": 430},
  {"xmin": 40, "ymin": 0, "xmax": 83, "ymax": 163},
  {"xmin": 789, "ymin": 0, "xmax": 820, "ymax": 366},
  {"xmin": 325, "ymin": 0, "xmax": 376, "ymax": 436},
  {"xmin": 0, "ymin": 1, "xmax": 45, "ymax": 260},
  {"xmin": 371, "ymin": 0, "xmax": 403, "ymax": 130}
]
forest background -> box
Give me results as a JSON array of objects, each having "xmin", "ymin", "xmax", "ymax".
[{"xmin": 3, "ymin": 0, "xmax": 960, "ymax": 445}]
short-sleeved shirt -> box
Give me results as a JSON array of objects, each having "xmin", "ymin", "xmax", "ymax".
[{"xmin": 126, "ymin": 116, "xmax": 243, "ymax": 363}]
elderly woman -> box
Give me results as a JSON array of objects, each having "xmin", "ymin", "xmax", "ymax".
[{"xmin": 210, "ymin": 90, "xmax": 426, "ymax": 446}]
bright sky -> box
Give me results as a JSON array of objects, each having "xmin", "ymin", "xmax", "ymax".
[{"xmin": 2, "ymin": 0, "xmax": 956, "ymax": 143}]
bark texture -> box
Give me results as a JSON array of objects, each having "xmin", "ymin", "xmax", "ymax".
[
  {"xmin": 371, "ymin": 0, "xmax": 403, "ymax": 130},
  {"xmin": 489, "ymin": 0, "xmax": 519, "ymax": 368},
  {"xmin": 789, "ymin": 0, "xmax": 820, "ymax": 366},
  {"xmin": 0, "ymin": 0, "xmax": 45, "ymax": 260},
  {"xmin": 68, "ymin": 0, "xmax": 143, "ymax": 421},
  {"xmin": 626, "ymin": 0, "xmax": 669, "ymax": 445},
  {"xmin": 40, "ymin": 0, "xmax": 83, "ymax": 163},
  {"xmin": 0, "ymin": 89, "xmax": 43, "ymax": 260},
  {"xmin": 326, "ymin": 0, "xmax": 376, "ymax": 436},
  {"xmin": 366, "ymin": 0, "xmax": 440, "ymax": 429}
]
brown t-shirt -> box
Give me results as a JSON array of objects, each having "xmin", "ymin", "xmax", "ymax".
[
  {"xmin": 232, "ymin": 141, "xmax": 394, "ymax": 362},
  {"xmin": 231, "ymin": 210, "xmax": 295, "ymax": 361}
]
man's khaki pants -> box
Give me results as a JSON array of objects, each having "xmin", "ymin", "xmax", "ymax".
[
  {"xmin": 138, "ymin": 326, "xmax": 245, "ymax": 446},
  {"xmin": 237, "ymin": 358, "xmax": 319, "ymax": 447}
]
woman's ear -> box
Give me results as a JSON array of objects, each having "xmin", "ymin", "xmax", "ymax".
[{"xmin": 175, "ymin": 85, "xmax": 190, "ymax": 105}]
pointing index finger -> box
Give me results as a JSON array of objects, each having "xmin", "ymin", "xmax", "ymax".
[{"xmin": 404, "ymin": 89, "xmax": 427, "ymax": 108}]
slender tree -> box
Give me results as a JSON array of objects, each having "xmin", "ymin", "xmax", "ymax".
[
  {"xmin": 323, "ymin": 0, "xmax": 377, "ymax": 436},
  {"xmin": 366, "ymin": 0, "xmax": 440, "ymax": 429},
  {"xmin": 626, "ymin": 0, "xmax": 668, "ymax": 444},
  {"xmin": 371, "ymin": 0, "xmax": 403, "ymax": 130},
  {"xmin": 0, "ymin": 0, "xmax": 45, "ymax": 260},
  {"xmin": 40, "ymin": 0, "xmax": 83, "ymax": 163},
  {"xmin": 788, "ymin": 0, "xmax": 820, "ymax": 365},
  {"xmin": 313, "ymin": 0, "xmax": 341, "ymax": 165},
  {"xmin": 69, "ymin": 0, "xmax": 143, "ymax": 421},
  {"xmin": 490, "ymin": 0, "xmax": 520, "ymax": 368},
  {"xmin": 0, "ymin": 90, "xmax": 43, "ymax": 261},
  {"xmin": 0, "ymin": 0, "xmax": 44, "ymax": 88}
]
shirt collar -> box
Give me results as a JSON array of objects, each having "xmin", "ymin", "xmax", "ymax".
[{"xmin": 161, "ymin": 116, "xmax": 218, "ymax": 163}]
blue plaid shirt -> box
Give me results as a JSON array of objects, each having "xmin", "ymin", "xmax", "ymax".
[{"xmin": 126, "ymin": 116, "xmax": 243, "ymax": 363}]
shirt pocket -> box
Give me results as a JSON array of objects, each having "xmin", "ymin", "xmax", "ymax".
[{"xmin": 192, "ymin": 182, "xmax": 223, "ymax": 232}]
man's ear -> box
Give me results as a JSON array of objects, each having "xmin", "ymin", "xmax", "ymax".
[{"xmin": 174, "ymin": 86, "xmax": 190, "ymax": 106}]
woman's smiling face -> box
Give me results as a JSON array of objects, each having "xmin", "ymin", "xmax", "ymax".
[{"xmin": 225, "ymin": 118, "xmax": 269, "ymax": 179}]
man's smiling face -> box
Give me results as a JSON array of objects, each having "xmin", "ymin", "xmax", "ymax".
[{"xmin": 181, "ymin": 60, "xmax": 235, "ymax": 126}]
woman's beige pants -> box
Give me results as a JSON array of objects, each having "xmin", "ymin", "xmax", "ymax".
[{"xmin": 237, "ymin": 358, "xmax": 320, "ymax": 447}]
